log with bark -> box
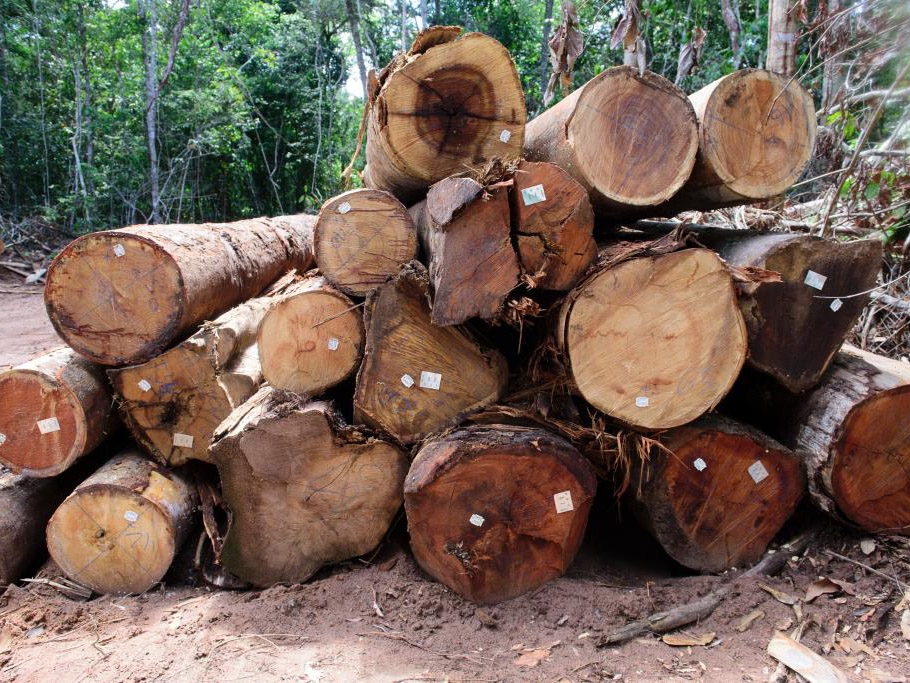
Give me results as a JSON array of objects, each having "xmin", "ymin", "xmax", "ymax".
[
  {"xmin": 314, "ymin": 189, "xmax": 418, "ymax": 297},
  {"xmin": 354, "ymin": 263, "xmax": 509, "ymax": 445},
  {"xmin": 557, "ymin": 246, "xmax": 747, "ymax": 429},
  {"xmin": 630, "ymin": 415, "xmax": 805, "ymax": 572},
  {"xmin": 107, "ymin": 278, "xmax": 297, "ymax": 466},
  {"xmin": 208, "ymin": 386, "xmax": 408, "ymax": 587},
  {"xmin": 46, "ymin": 450, "xmax": 197, "ymax": 595},
  {"xmin": 257, "ymin": 275, "xmax": 364, "ymax": 396},
  {"xmin": 0, "ymin": 347, "xmax": 119, "ymax": 477},
  {"xmin": 364, "ymin": 27, "xmax": 526, "ymax": 204},
  {"xmin": 44, "ymin": 215, "xmax": 315, "ymax": 366},
  {"xmin": 404, "ymin": 424, "xmax": 597, "ymax": 604},
  {"xmin": 725, "ymin": 346, "xmax": 910, "ymax": 535},
  {"xmin": 524, "ymin": 66, "xmax": 699, "ymax": 215}
]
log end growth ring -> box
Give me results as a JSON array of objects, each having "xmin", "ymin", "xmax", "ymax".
[{"xmin": 45, "ymin": 233, "xmax": 184, "ymax": 366}]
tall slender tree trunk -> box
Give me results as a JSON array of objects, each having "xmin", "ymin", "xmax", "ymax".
[
  {"xmin": 344, "ymin": 0, "xmax": 368, "ymax": 100},
  {"xmin": 538, "ymin": 0, "xmax": 554, "ymax": 112},
  {"xmin": 767, "ymin": 0, "xmax": 797, "ymax": 77},
  {"xmin": 141, "ymin": 0, "xmax": 161, "ymax": 224},
  {"xmin": 419, "ymin": 0, "xmax": 428, "ymax": 29},
  {"xmin": 77, "ymin": 2, "xmax": 94, "ymax": 178},
  {"xmin": 400, "ymin": 0, "xmax": 408, "ymax": 52},
  {"xmin": 32, "ymin": 0, "xmax": 51, "ymax": 209}
]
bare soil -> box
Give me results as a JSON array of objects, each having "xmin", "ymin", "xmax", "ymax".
[{"xmin": 1, "ymin": 277, "xmax": 909, "ymax": 683}]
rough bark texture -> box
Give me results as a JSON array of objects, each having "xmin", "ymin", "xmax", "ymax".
[
  {"xmin": 45, "ymin": 215, "xmax": 315, "ymax": 366},
  {"xmin": 46, "ymin": 450, "xmax": 197, "ymax": 595},
  {"xmin": 257, "ymin": 275, "xmax": 364, "ymax": 395},
  {"xmin": 354, "ymin": 262, "xmax": 509, "ymax": 445},
  {"xmin": 767, "ymin": 0, "xmax": 798, "ymax": 77},
  {"xmin": 524, "ymin": 66, "xmax": 699, "ymax": 214},
  {"xmin": 314, "ymin": 189, "xmax": 418, "ymax": 297},
  {"xmin": 410, "ymin": 177, "xmax": 520, "ymax": 325},
  {"xmin": 208, "ymin": 386, "xmax": 408, "ymax": 587},
  {"xmin": 558, "ymin": 248, "xmax": 747, "ymax": 429},
  {"xmin": 364, "ymin": 28, "xmax": 526, "ymax": 204},
  {"xmin": 405, "ymin": 424, "xmax": 596, "ymax": 604},
  {"xmin": 630, "ymin": 415, "xmax": 805, "ymax": 572},
  {"xmin": 0, "ymin": 347, "xmax": 119, "ymax": 477}
]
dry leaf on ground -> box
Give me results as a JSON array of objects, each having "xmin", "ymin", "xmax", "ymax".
[{"xmin": 662, "ymin": 632, "xmax": 716, "ymax": 647}]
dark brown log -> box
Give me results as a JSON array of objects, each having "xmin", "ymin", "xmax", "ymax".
[
  {"xmin": 45, "ymin": 215, "xmax": 315, "ymax": 366},
  {"xmin": 354, "ymin": 263, "xmax": 509, "ymax": 445},
  {"xmin": 405, "ymin": 424, "xmax": 596, "ymax": 604},
  {"xmin": 46, "ymin": 450, "xmax": 197, "ymax": 595},
  {"xmin": 409, "ymin": 177, "xmax": 519, "ymax": 326},
  {"xmin": 208, "ymin": 386, "xmax": 409, "ymax": 587},
  {"xmin": 0, "ymin": 347, "xmax": 119, "ymax": 477},
  {"xmin": 630, "ymin": 415, "xmax": 805, "ymax": 572}
]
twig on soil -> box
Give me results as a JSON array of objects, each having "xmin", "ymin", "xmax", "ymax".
[
  {"xmin": 359, "ymin": 630, "xmax": 492, "ymax": 665},
  {"xmin": 20, "ymin": 577, "xmax": 92, "ymax": 600},
  {"xmin": 823, "ymin": 549, "xmax": 910, "ymax": 591}
]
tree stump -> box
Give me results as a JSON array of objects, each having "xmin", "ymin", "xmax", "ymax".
[
  {"xmin": 46, "ymin": 451, "xmax": 197, "ymax": 595},
  {"xmin": 354, "ymin": 263, "xmax": 509, "ymax": 444},
  {"xmin": 631, "ymin": 416, "xmax": 805, "ymax": 572},
  {"xmin": 364, "ymin": 27, "xmax": 526, "ymax": 204},
  {"xmin": 405, "ymin": 424, "xmax": 597, "ymax": 604},
  {"xmin": 208, "ymin": 386, "xmax": 409, "ymax": 587},
  {"xmin": 45, "ymin": 215, "xmax": 315, "ymax": 365},
  {"xmin": 314, "ymin": 189, "xmax": 418, "ymax": 297},
  {"xmin": 0, "ymin": 347, "xmax": 119, "ymax": 477}
]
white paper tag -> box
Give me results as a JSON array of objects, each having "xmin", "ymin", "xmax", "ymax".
[
  {"xmin": 419, "ymin": 371, "xmax": 442, "ymax": 390},
  {"xmin": 173, "ymin": 433, "xmax": 194, "ymax": 448},
  {"xmin": 830, "ymin": 298, "xmax": 843, "ymax": 312},
  {"xmin": 693, "ymin": 458, "xmax": 707, "ymax": 472},
  {"xmin": 400, "ymin": 374, "xmax": 415, "ymax": 388},
  {"xmin": 113, "ymin": 243, "xmax": 126, "ymax": 257},
  {"xmin": 124, "ymin": 510, "xmax": 139, "ymax": 523},
  {"xmin": 327, "ymin": 337, "xmax": 340, "ymax": 351},
  {"xmin": 554, "ymin": 490, "xmax": 574, "ymax": 513},
  {"xmin": 37, "ymin": 417, "xmax": 60, "ymax": 434},
  {"xmin": 804, "ymin": 270, "xmax": 827, "ymax": 290},
  {"xmin": 0, "ymin": 433, "xmax": 5, "ymax": 446},
  {"xmin": 499, "ymin": 129, "xmax": 512, "ymax": 143},
  {"xmin": 521, "ymin": 184, "xmax": 547, "ymax": 206},
  {"xmin": 635, "ymin": 396, "xmax": 650, "ymax": 408},
  {"xmin": 469, "ymin": 514, "xmax": 485, "ymax": 527},
  {"xmin": 138, "ymin": 379, "xmax": 152, "ymax": 392},
  {"xmin": 748, "ymin": 460, "xmax": 769, "ymax": 484},
  {"xmin": 337, "ymin": 201, "xmax": 352, "ymax": 214}
]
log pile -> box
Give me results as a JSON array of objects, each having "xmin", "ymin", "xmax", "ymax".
[{"xmin": 4, "ymin": 26, "xmax": 902, "ymax": 606}]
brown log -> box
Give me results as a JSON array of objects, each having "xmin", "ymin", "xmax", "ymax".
[
  {"xmin": 107, "ymin": 278, "xmax": 296, "ymax": 466},
  {"xmin": 208, "ymin": 386, "xmax": 408, "ymax": 587},
  {"xmin": 314, "ymin": 189, "xmax": 418, "ymax": 297},
  {"xmin": 364, "ymin": 27, "xmax": 526, "ymax": 204},
  {"xmin": 726, "ymin": 346, "xmax": 910, "ymax": 535},
  {"xmin": 44, "ymin": 215, "xmax": 315, "ymax": 366},
  {"xmin": 409, "ymin": 177, "xmax": 519, "ymax": 326},
  {"xmin": 354, "ymin": 263, "xmax": 508, "ymax": 445},
  {"xmin": 512, "ymin": 160, "xmax": 597, "ymax": 291},
  {"xmin": 258, "ymin": 275, "xmax": 364, "ymax": 396},
  {"xmin": 630, "ymin": 415, "xmax": 805, "ymax": 572},
  {"xmin": 0, "ymin": 347, "xmax": 119, "ymax": 477},
  {"xmin": 46, "ymin": 450, "xmax": 197, "ymax": 595},
  {"xmin": 558, "ymin": 247, "xmax": 747, "ymax": 429},
  {"xmin": 405, "ymin": 424, "xmax": 596, "ymax": 604},
  {"xmin": 524, "ymin": 66, "xmax": 699, "ymax": 214}
]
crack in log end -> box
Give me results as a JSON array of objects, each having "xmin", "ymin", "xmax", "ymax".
[{"xmin": 444, "ymin": 540, "xmax": 478, "ymax": 576}]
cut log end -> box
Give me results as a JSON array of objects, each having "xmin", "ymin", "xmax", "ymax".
[
  {"xmin": 314, "ymin": 189, "xmax": 417, "ymax": 296},
  {"xmin": 405, "ymin": 425, "xmax": 597, "ymax": 604}
]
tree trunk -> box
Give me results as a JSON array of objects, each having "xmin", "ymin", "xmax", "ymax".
[
  {"xmin": 405, "ymin": 424, "xmax": 596, "ymax": 604},
  {"xmin": 364, "ymin": 28, "xmax": 526, "ymax": 204},
  {"xmin": 557, "ymin": 247, "xmax": 747, "ymax": 430},
  {"xmin": 400, "ymin": 0, "xmax": 408, "ymax": 52},
  {"xmin": 725, "ymin": 347, "xmax": 910, "ymax": 535},
  {"xmin": 45, "ymin": 214, "xmax": 315, "ymax": 366},
  {"xmin": 767, "ymin": 0, "xmax": 797, "ymax": 77},
  {"xmin": 512, "ymin": 160, "xmax": 597, "ymax": 291},
  {"xmin": 46, "ymin": 450, "xmax": 197, "ymax": 595},
  {"xmin": 107, "ymin": 278, "xmax": 297, "ymax": 466},
  {"xmin": 409, "ymin": 177, "xmax": 519, "ymax": 325},
  {"xmin": 257, "ymin": 275, "xmax": 364, "ymax": 395},
  {"xmin": 314, "ymin": 188, "xmax": 418, "ymax": 297},
  {"xmin": 630, "ymin": 415, "xmax": 805, "ymax": 572},
  {"xmin": 140, "ymin": 0, "xmax": 160, "ymax": 223},
  {"xmin": 344, "ymin": 0, "xmax": 368, "ymax": 100},
  {"xmin": 0, "ymin": 347, "xmax": 119, "ymax": 477},
  {"xmin": 524, "ymin": 66, "xmax": 699, "ymax": 215},
  {"xmin": 354, "ymin": 263, "xmax": 508, "ymax": 445},
  {"xmin": 208, "ymin": 386, "xmax": 408, "ymax": 587},
  {"xmin": 538, "ymin": 0, "xmax": 555, "ymax": 112}
]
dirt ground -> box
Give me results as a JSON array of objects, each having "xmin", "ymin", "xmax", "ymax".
[{"xmin": 1, "ymin": 273, "xmax": 909, "ymax": 682}]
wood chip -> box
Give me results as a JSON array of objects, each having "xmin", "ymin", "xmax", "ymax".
[
  {"xmin": 767, "ymin": 633, "xmax": 850, "ymax": 683},
  {"xmin": 901, "ymin": 610, "xmax": 910, "ymax": 641},
  {"xmin": 735, "ymin": 609, "xmax": 765, "ymax": 632},
  {"xmin": 662, "ymin": 631, "xmax": 715, "ymax": 647},
  {"xmin": 761, "ymin": 582, "xmax": 799, "ymax": 605}
]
